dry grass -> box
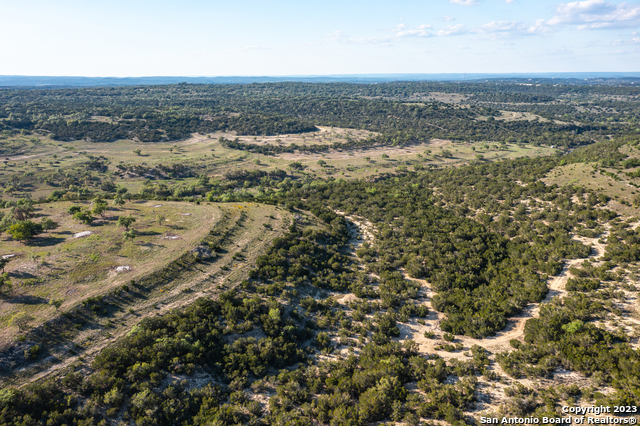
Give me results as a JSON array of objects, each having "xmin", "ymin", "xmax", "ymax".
[
  {"xmin": 2, "ymin": 202, "xmax": 292, "ymax": 387},
  {"xmin": 543, "ymin": 162, "xmax": 640, "ymax": 216},
  {"xmin": 0, "ymin": 200, "xmax": 223, "ymax": 346},
  {"xmin": 0, "ymin": 130, "xmax": 559, "ymax": 202}
]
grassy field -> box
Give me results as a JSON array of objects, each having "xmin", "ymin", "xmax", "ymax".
[
  {"xmin": 543, "ymin": 150, "xmax": 640, "ymax": 216},
  {"xmin": 274, "ymin": 138, "xmax": 557, "ymax": 179},
  {"xmin": 0, "ymin": 200, "xmax": 222, "ymax": 344},
  {"xmin": 0, "ymin": 129, "xmax": 559, "ymax": 201}
]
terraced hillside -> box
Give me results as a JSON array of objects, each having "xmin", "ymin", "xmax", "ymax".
[{"xmin": 0, "ymin": 202, "xmax": 291, "ymax": 388}]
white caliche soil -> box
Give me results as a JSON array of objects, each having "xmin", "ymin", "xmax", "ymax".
[{"xmin": 72, "ymin": 231, "xmax": 93, "ymax": 238}]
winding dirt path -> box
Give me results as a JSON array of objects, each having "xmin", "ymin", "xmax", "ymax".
[
  {"xmin": 403, "ymin": 234, "xmax": 607, "ymax": 355},
  {"xmin": 339, "ymin": 212, "xmax": 609, "ymax": 356}
]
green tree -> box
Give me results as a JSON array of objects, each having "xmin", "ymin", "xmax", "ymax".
[
  {"xmin": 72, "ymin": 210, "xmax": 94, "ymax": 224},
  {"xmin": 11, "ymin": 199, "xmax": 35, "ymax": 221},
  {"xmin": 288, "ymin": 161, "xmax": 305, "ymax": 171},
  {"xmin": 67, "ymin": 205, "xmax": 82, "ymax": 215},
  {"xmin": 0, "ymin": 273, "xmax": 11, "ymax": 293},
  {"xmin": 41, "ymin": 218, "xmax": 58, "ymax": 233},
  {"xmin": 0, "ymin": 257, "xmax": 10, "ymax": 272},
  {"xmin": 113, "ymin": 196, "xmax": 125, "ymax": 209},
  {"xmin": 10, "ymin": 312, "xmax": 33, "ymax": 331},
  {"xmin": 562, "ymin": 320, "xmax": 584, "ymax": 334},
  {"xmin": 117, "ymin": 215, "xmax": 136, "ymax": 230},
  {"xmin": 123, "ymin": 230, "xmax": 136, "ymax": 242},
  {"xmin": 92, "ymin": 199, "xmax": 108, "ymax": 216},
  {"xmin": 49, "ymin": 298, "xmax": 64, "ymax": 310},
  {"xmin": 6, "ymin": 220, "xmax": 43, "ymax": 241},
  {"xmin": 315, "ymin": 331, "xmax": 331, "ymax": 349},
  {"xmin": 0, "ymin": 214, "xmax": 17, "ymax": 233},
  {"xmin": 358, "ymin": 377, "xmax": 407, "ymax": 422}
]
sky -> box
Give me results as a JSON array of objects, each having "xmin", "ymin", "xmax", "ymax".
[{"xmin": 0, "ymin": 0, "xmax": 639, "ymax": 76}]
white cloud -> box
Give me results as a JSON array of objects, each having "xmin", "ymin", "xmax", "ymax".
[
  {"xmin": 327, "ymin": 30, "xmax": 380, "ymax": 44},
  {"xmin": 468, "ymin": 19, "xmax": 551, "ymax": 38},
  {"xmin": 528, "ymin": 18, "xmax": 550, "ymax": 33},
  {"xmin": 328, "ymin": 24, "xmax": 434, "ymax": 45},
  {"xmin": 438, "ymin": 24, "xmax": 467, "ymax": 36},
  {"xmin": 328, "ymin": 30, "xmax": 347, "ymax": 42},
  {"xmin": 450, "ymin": 0, "xmax": 479, "ymax": 5},
  {"xmin": 548, "ymin": 0, "xmax": 640, "ymax": 29},
  {"xmin": 391, "ymin": 23, "xmax": 433, "ymax": 37},
  {"xmin": 479, "ymin": 20, "xmax": 526, "ymax": 32},
  {"xmin": 327, "ymin": 30, "xmax": 384, "ymax": 44},
  {"xmin": 612, "ymin": 36, "xmax": 640, "ymax": 44},
  {"xmin": 329, "ymin": 1, "xmax": 640, "ymax": 47},
  {"xmin": 443, "ymin": 15, "xmax": 455, "ymax": 21}
]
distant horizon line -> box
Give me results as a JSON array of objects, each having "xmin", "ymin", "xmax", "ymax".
[
  {"xmin": 3, "ymin": 71, "xmax": 640, "ymax": 77},
  {"xmin": 1, "ymin": 72, "xmax": 640, "ymax": 87}
]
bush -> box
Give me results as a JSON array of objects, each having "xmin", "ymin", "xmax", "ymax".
[
  {"xmin": 24, "ymin": 345, "xmax": 41, "ymax": 360},
  {"xmin": 10, "ymin": 311, "xmax": 33, "ymax": 331},
  {"xmin": 315, "ymin": 331, "xmax": 331, "ymax": 349},
  {"xmin": 6, "ymin": 220, "xmax": 43, "ymax": 241},
  {"xmin": 72, "ymin": 210, "xmax": 94, "ymax": 224},
  {"xmin": 0, "ymin": 273, "xmax": 11, "ymax": 293},
  {"xmin": 566, "ymin": 278, "xmax": 600, "ymax": 292}
]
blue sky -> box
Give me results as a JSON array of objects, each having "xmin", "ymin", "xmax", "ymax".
[{"xmin": 1, "ymin": 0, "xmax": 639, "ymax": 76}]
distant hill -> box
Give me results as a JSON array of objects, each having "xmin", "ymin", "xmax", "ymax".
[{"xmin": 1, "ymin": 72, "xmax": 640, "ymax": 87}]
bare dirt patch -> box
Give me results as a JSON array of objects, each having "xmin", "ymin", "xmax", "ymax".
[{"xmin": 209, "ymin": 126, "xmax": 380, "ymax": 149}]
